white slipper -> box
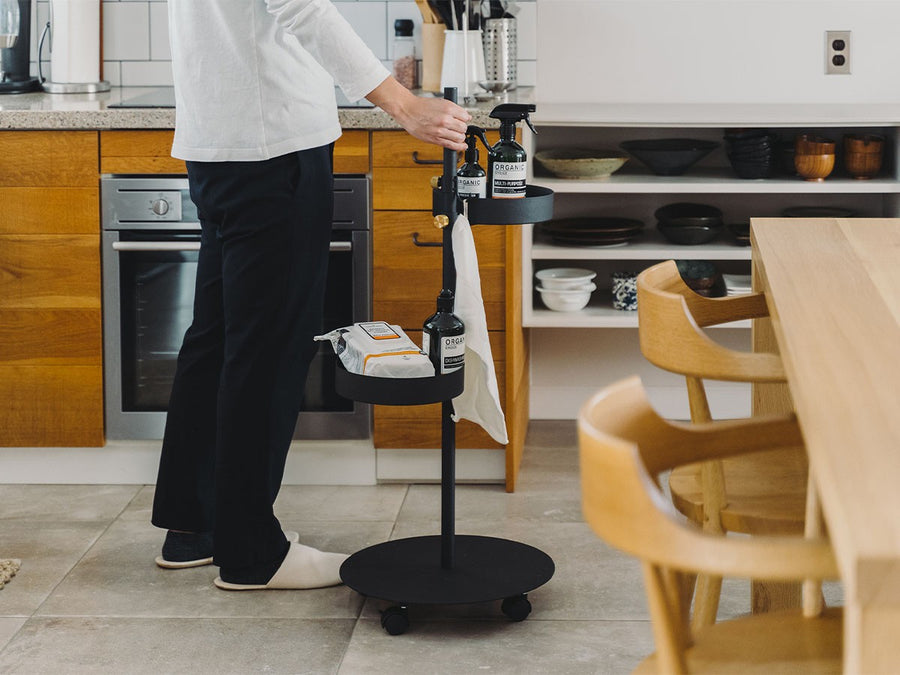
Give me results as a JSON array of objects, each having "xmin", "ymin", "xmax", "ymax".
[
  {"xmin": 155, "ymin": 530, "xmax": 299, "ymax": 569},
  {"xmin": 213, "ymin": 542, "xmax": 348, "ymax": 591}
]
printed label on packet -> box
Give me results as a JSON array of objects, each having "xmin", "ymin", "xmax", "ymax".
[
  {"xmin": 440, "ymin": 334, "xmax": 466, "ymax": 373},
  {"xmin": 359, "ymin": 321, "xmax": 401, "ymax": 340},
  {"xmin": 491, "ymin": 162, "xmax": 527, "ymax": 198}
]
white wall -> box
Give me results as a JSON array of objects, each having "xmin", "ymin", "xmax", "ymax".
[{"xmin": 536, "ymin": 0, "xmax": 900, "ymax": 104}]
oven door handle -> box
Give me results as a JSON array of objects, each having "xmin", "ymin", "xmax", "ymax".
[
  {"xmin": 112, "ymin": 241, "xmax": 201, "ymax": 252},
  {"xmin": 112, "ymin": 241, "xmax": 354, "ymax": 252}
]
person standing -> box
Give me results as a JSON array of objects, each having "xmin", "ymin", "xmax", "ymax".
[{"xmin": 151, "ymin": 0, "xmax": 471, "ymax": 590}]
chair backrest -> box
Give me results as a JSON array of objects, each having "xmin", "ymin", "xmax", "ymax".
[
  {"xmin": 636, "ymin": 261, "xmax": 785, "ymax": 384},
  {"xmin": 578, "ymin": 376, "xmax": 839, "ymax": 673}
]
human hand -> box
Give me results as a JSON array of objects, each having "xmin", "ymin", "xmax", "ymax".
[{"xmin": 366, "ymin": 77, "xmax": 471, "ymax": 152}]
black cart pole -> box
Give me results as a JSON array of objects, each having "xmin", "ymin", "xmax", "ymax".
[{"xmin": 440, "ymin": 86, "xmax": 459, "ymax": 570}]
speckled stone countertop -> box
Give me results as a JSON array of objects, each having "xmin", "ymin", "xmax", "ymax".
[{"xmin": 0, "ymin": 86, "xmax": 535, "ymax": 131}]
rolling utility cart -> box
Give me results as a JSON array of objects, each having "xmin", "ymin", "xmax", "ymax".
[{"xmin": 338, "ymin": 89, "xmax": 555, "ymax": 635}]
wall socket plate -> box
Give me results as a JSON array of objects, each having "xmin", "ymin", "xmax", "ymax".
[{"xmin": 826, "ymin": 30, "xmax": 851, "ymax": 75}]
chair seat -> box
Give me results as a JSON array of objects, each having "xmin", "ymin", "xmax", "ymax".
[
  {"xmin": 669, "ymin": 446, "xmax": 808, "ymax": 535},
  {"xmin": 633, "ymin": 607, "xmax": 842, "ymax": 674}
]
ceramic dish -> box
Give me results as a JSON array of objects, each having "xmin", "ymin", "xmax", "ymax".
[
  {"xmin": 534, "ymin": 149, "xmax": 629, "ymax": 179},
  {"xmin": 620, "ymin": 138, "xmax": 719, "ymax": 176},
  {"xmin": 536, "ymin": 282, "xmax": 597, "ymax": 312},
  {"xmin": 535, "ymin": 267, "xmax": 597, "ymax": 290},
  {"xmin": 781, "ymin": 206, "xmax": 858, "ymax": 218}
]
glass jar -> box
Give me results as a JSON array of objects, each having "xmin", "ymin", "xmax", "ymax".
[{"xmin": 392, "ymin": 19, "xmax": 417, "ymax": 90}]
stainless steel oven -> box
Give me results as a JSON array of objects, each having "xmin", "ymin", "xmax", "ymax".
[{"xmin": 101, "ymin": 175, "xmax": 372, "ymax": 440}]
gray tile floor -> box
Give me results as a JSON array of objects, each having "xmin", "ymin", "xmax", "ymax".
[{"xmin": 0, "ymin": 421, "xmax": 817, "ymax": 674}]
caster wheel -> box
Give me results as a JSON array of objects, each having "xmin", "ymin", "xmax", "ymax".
[
  {"xmin": 501, "ymin": 594, "xmax": 532, "ymax": 622},
  {"xmin": 380, "ymin": 605, "xmax": 410, "ymax": 635}
]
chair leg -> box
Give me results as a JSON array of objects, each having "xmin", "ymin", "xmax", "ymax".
[
  {"xmin": 642, "ymin": 563, "xmax": 689, "ymax": 675},
  {"xmin": 803, "ymin": 468, "xmax": 827, "ymax": 617},
  {"xmin": 690, "ymin": 458, "xmax": 727, "ymax": 629}
]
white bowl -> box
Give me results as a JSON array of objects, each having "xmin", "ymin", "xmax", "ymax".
[
  {"xmin": 535, "ymin": 267, "xmax": 597, "ymax": 290},
  {"xmin": 537, "ymin": 283, "xmax": 596, "ymax": 312}
]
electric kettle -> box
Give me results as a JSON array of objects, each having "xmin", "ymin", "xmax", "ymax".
[{"xmin": 40, "ymin": 0, "xmax": 109, "ymax": 93}]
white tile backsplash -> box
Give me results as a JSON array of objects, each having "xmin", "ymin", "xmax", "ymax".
[{"xmin": 29, "ymin": 0, "xmax": 536, "ymax": 90}]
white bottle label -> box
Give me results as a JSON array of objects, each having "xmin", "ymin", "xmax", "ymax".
[
  {"xmin": 491, "ymin": 161, "xmax": 527, "ymax": 199},
  {"xmin": 421, "ymin": 332, "xmax": 431, "ymax": 360},
  {"xmin": 457, "ymin": 175, "xmax": 486, "ymax": 199},
  {"xmin": 440, "ymin": 333, "xmax": 465, "ymax": 373}
]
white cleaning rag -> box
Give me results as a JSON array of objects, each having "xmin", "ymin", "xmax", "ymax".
[{"xmin": 450, "ymin": 214, "xmax": 509, "ymax": 445}]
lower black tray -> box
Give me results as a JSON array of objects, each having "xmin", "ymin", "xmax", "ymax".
[
  {"xmin": 335, "ymin": 364, "xmax": 464, "ymax": 406},
  {"xmin": 465, "ymin": 185, "xmax": 554, "ymax": 225}
]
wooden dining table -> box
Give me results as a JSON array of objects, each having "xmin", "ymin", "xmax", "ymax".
[{"xmin": 751, "ymin": 217, "xmax": 900, "ymax": 674}]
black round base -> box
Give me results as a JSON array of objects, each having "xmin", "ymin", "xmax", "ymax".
[
  {"xmin": 0, "ymin": 78, "xmax": 41, "ymax": 94},
  {"xmin": 340, "ymin": 535, "xmax": 554, "ymax": 605}
]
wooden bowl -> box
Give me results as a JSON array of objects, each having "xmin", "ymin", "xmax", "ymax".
[
  {"xmin": 843, "ymin": 135, "xmax": 884, "ymax": 179},
  {"xmin": 795, "ymin": 134, "xmax": 835, "ymax": 155},
  {"xmin": 794, "ymin": 153, "xmax": 835, "ymax": 182}
]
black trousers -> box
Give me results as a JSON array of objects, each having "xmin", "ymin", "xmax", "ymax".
[{"xmin": 151, "ymin": 145, "xmax": 334, "ymax": 575}]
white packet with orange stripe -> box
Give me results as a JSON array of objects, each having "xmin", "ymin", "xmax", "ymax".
[{"xmin": 315, "ymin": 322, "xmax": 435, "ymax": 378}]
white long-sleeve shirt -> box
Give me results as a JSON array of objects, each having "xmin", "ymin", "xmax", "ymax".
[{"xmin": 168, "ymin": 0, "xmax": 390, "ymax": 161}]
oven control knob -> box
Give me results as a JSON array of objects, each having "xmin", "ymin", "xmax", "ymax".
[{"xmin": 151, "ymin": 199, "xmax": 170, "ymax": 216}]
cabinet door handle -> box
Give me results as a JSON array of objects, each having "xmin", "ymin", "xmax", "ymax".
[
  {"xmin": 411, "ymin": 151, "xmax": 442, "ymax": 165},
  {"xmin": 412, "ymin": 232, "xmax": 442, "ymax": 247}
]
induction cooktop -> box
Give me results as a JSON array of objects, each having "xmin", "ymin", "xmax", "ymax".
[{"xmin": 109, "ymin": 87, "xmax": 374, "ymax": 109}]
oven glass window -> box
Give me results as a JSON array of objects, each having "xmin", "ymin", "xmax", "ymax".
[{"xmin": 118, "ymin": 234, "xmax": 355, "ymax": 413}]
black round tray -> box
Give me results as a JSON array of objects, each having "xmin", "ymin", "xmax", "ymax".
[
  {"xmin": 340, "ymin": 535, "xmax": 555, "ymax": 605},
  {"xmin": 335, "ymin": 363, "xmax": 465, "ymax": 406},
  {"xmin": 464, "ymin": 185, "xmax": 554, "ymax": 225}
]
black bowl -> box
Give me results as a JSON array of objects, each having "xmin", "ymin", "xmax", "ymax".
[
  {"xmin": 657, "ymin": 223, "xmax": 722, "ymax": 245},
  {"xmin": 655, "ymin": 202, "xmax": 723, "ymax": 228},
  {"xmin": 620, "ymin": 138, "xmax": 719, "ymax": 176}
]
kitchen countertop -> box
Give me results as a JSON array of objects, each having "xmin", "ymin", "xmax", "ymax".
[{"xmin": 0, "ymin": 86, "xmax": 536, "ymax": 131}]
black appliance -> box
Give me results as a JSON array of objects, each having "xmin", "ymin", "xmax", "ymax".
[
  {"xmin": 0, "ymin": 0, "xmax": 41, "ymax": 93},
  {"xmin": 101, "ymin": 175, "xmax": 372, "ymax": 441}
]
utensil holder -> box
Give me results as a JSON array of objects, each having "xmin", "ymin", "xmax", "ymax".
[
  {"xmin": 440, "ymin": 30, "xmax": 486, "ymax": 98},
  {"xmin": 482, "ymin": 18, "xmax": 517, "ymax": 92}
]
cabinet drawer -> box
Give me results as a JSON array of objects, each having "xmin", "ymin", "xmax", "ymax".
[
  {"xmin": 373, "ymin": 211, "xmax": 506, "ymax": 267},
  {"xmin": 0, "ymin": 365, "xmax": 103, "ymax": 446},
  {"xmin": 0, "ymin": 235, "xmax": 101, "ymax": 309},
  {"xmin": 334, "ymin": 130, "xmax": 369, "ymax": 174},
  {"xmin": 373, "ymin": 130, "xmax": 503, "ymax": 168},
  {"xmin": 101, "ymin": 130, "xmax": 186, "ymax": 174},
  {"xmin": 0, "ymin": 188, "xmax": 98, "ymax": 234},
  {"xmin": 373, "ymin": 211, "xmax": 506, "ymax": 329},
  {"xmin": 0, "ymin": 308, "xmax": 101, "ymax": 366},
  {"xmin": 0, "ymin": 131, "xmax": 97, "ymax": 187}
]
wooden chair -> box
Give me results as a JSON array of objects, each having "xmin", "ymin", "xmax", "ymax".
[
  {"xmin": 578, "ymin": 377, "xmax": 841, "ymax": 674},
  {"xmin": 636, "ymin": 260, "xmax": 811, "ymax": 625}
]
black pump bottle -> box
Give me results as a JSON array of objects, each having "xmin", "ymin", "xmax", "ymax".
[
  {"xmin": 488, "ymin": 103, "xmax": 537, "ymax": 199},
  {"xmin": 457, "ymin": 125, "xmax": 491, "ymax": 199},
  {"xmin": 422, "ymin": 290, "xmax": 465, "ymax": 375}
]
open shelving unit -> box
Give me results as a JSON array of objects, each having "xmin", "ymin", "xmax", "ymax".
[{"xmin": 519, "ymin": 106, "xmax": 900, "ymax": 419}]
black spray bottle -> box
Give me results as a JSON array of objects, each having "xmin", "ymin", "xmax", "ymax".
[
  {"xmin": 422, "ymin": 289, "xmax": 465, "ymax": 375},
  {"xmin": 488, "ymin": 103, "xmax": 537, "ymax": 199},
  {"xmin": 456, "ymin": 125, "xmax": 490, "ymax": 199}
]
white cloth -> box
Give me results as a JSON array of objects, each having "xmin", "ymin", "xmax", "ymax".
[
  {"xmin": 451, "ymin": 215, "xmax": 509, "ymax": 445},
  {"xmin": 167, "ymin": 0, "xmax": 390, "ymax": 162}
]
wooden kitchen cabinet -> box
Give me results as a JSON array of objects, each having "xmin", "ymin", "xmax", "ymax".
[
  {"xmin": 371, "ymin": 130, "xmax": 529, "ymax": 490},
  {"xmin": 0, "ymin": 131, "xmax": 103, "ymax": 446},
  {"xmin": 100, "ymin": 129, "xmax": 369, "ymax": 175}
]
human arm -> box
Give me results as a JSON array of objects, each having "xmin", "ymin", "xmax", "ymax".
[{"xmin": 365, "ymin": 76, "xmax": 470, "ymax": 152}]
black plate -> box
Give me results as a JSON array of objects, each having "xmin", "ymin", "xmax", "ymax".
[
  {"xmin": 780, "ymin": 206, "xmax": 858, "ymax": 218},
  {"xmin": 541, "ymin": 217, "xmax": 645, "ymax": 234}
]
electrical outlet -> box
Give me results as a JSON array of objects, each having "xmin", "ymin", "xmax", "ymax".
[{"xmin": 826, "ymin": 30, "xmax": 851, "ymax": 75}]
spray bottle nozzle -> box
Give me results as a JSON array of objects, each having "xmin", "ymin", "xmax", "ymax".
[
  {"xmin": 466, "ymin": 125, "xmax": 491, "ymax": 155},
  {"xmin": 489, "ymin": 103, "xmax": 537, "ymax": 135}
]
